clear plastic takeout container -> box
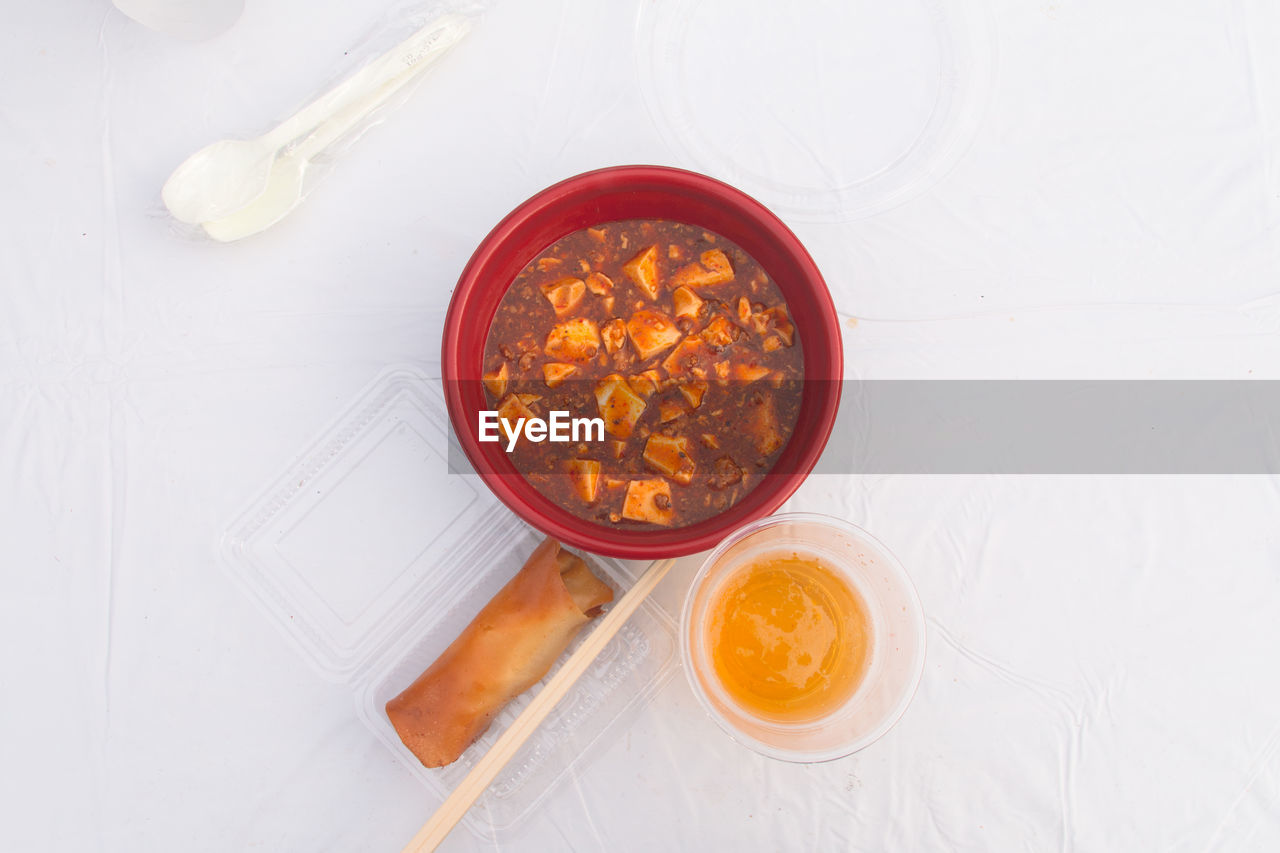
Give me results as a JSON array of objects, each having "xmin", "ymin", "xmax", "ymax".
[
  {"xmin": 220, "ymin": 365, "xmax": 677, "ymax": 838},
  {"xmin": 637, "ymin": 0, "xmax": 994, "ymax": 222}
]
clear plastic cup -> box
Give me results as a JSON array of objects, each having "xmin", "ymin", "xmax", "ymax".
[
  {"xmin": 681, "ymin": 512, "xmax": 926, "ymax": 762},
  {"xmin": 113, "ymin": 0, "xmax": 244, "ymax": 41}
]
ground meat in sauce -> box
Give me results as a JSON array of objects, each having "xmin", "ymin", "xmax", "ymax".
[
  {"xmin": 708, "ymin": 456, "xmax": 745, "ymax": 491},
  {"xmin": 480, "ymin": 219, "xmax": 804, "ymax": 529}
]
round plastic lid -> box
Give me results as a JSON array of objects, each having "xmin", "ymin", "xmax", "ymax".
[{"xmin": 638, "ymin": 0, "xmax": 994, "ymax": 222}]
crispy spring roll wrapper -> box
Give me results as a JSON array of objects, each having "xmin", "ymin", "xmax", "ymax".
[{"xmin": 386, "ymin": 537, "xmax": 614, "ymax": 768}]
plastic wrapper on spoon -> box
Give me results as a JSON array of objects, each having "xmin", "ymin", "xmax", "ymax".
[{"xmin": 160, "ymin": 0, "xmax": 487, "ymax": 243}]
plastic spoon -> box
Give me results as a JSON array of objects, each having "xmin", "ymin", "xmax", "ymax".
[
  {"xmin": 163, "ymin": 13, "xmax": 470, "ymax": 225},
  {"xmin": 199, "ymin": 51, "xmax": 429, "ymax": 242}
]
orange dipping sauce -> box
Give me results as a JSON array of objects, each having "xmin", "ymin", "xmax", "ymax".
[{"xmin": 706, "ymin": 553, "xmax": 871, "ymax": 722}]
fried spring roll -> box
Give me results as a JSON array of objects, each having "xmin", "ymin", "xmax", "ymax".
[{"xmin": 386, "ymin": 537, "xmax": 614, "ymax": 768}]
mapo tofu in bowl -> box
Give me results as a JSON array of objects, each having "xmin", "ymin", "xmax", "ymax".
[
  {"xmin": 443, "ymin": 166, "xmax": 843, "ymax": 559},
  {"xmin": 482, "ymin": 220, "xmax": 803, "ymax": 529}
]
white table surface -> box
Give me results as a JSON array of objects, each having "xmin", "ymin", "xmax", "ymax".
[{"xmin": 5, "ymin": 1, "xmax": 1280, "ymax": 850}]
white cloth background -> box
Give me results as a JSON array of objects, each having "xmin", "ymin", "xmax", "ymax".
[{"xmin": 4, "ymin": 0, "xmax": 1280, "ymax": 850}]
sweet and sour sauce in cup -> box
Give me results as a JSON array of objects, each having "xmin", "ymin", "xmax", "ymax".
[{"xmin": 706, "ymin": 552, "xmax": 871, "ymax": 722}]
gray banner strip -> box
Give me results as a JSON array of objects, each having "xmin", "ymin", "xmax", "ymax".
[{"xmin": 819, "ymin": 381, "xmax": 1280, "ymax": 474}]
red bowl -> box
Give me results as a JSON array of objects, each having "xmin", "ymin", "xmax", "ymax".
[{"xmin": 441, "ymin": 165, "xmax": 842, "ymax": 558}]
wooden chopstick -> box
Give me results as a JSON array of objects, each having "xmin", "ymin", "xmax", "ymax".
[{"xmin": 399, "ymin": 556, "xmax": 678, "ymax": 853}]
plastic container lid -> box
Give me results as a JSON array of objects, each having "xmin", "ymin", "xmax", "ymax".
[
  {"xmin": 222, "ymin": 368, "xmax": 488, "ymax": 681},
  {"xmin": 220, "ymin": 365, "xmax": 677, "ymax": 837},
  {"xmin": 637, "ymin": 0, "xmax": 994, "ymax": 222}
]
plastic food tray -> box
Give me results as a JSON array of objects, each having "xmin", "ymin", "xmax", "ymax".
[{"xmin": 220, "ymin": 365, "xmax": 678, "ymax": 837}]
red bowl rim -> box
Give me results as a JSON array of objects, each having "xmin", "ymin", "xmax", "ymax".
[{"xmin": 441, "ymin": 165, "xmax": 843, "ymax": 558}]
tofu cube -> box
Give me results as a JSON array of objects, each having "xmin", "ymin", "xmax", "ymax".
[
  {"xmin": 763, "ymin": 305, "xmax": 795, "ymax": 345},
  {"xmin": 658, "ymin": 398, "xmax": 686, "ymax": 423},
  {"xmin": 671, "ymin": 248, "xmax": 734, "ymax": 289},
  {"xmin": 482, "ymin": 362, "xmax": 509, "ymax": 399},
  {"xmin": 672, "ymin": 286, "xmax": 704, "ymax": 321},
  {"xmin": 678, "ymin": 381, "xmax": 707, "ymax": 409},
  {"xmin": 627, "ymin": 369, "xmax": 662, "ymax": 398},
  {"xmin": 622, "ymin": 478, "xmax": 674, "ymax": 525},
  {"xmin": 586, "ymin": 272, "xmax": 614, "ymax": 295},
  {"xmin": 643, "ymin": 434, "xmax": 695, "ymax": 485},
  {"xmin": 622, "ymin": 245, "xmax": 661, "ymax": 300},
  {"xmin": 627, "ymin": 310, "xmax": 682, "ymax": 360},
  {"xmin": 565, "ymin": 459, "xmax": 601, "ymax": 503},
  {"xmin": 700, "ymin": 315, "xmax": 739, "ymax": 349},
  {"xmin": 545, "ymin": 318, "xmax": 600, "ymax": 362},
  {"xmin": 496, "ymin": 393, "xmax": 536, "ymax": 445},
  {"xmin": 601, "ymin": 318, "xmax": 627, "ymax": 354},
  {"xmin": 661, "ymin": 336, "xmax": 713, "ymax": 378},
  {"xmin": 540, "ymin": 277, "xmax": 586, "ymax": 316},
  {"xmin": 734, "ymin": 362, "xmax": 772, "ymax": 383},
  {"xmin": 542, "ymin": 362, "xmax": 576, "ymax": 388},
  {"xmin": 595, "ymin": 374, "xmax": 648, "ymax": 439},
  {"xmin": 745, "ymin": 393, "xmax": 785, "ymax": 455}
]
